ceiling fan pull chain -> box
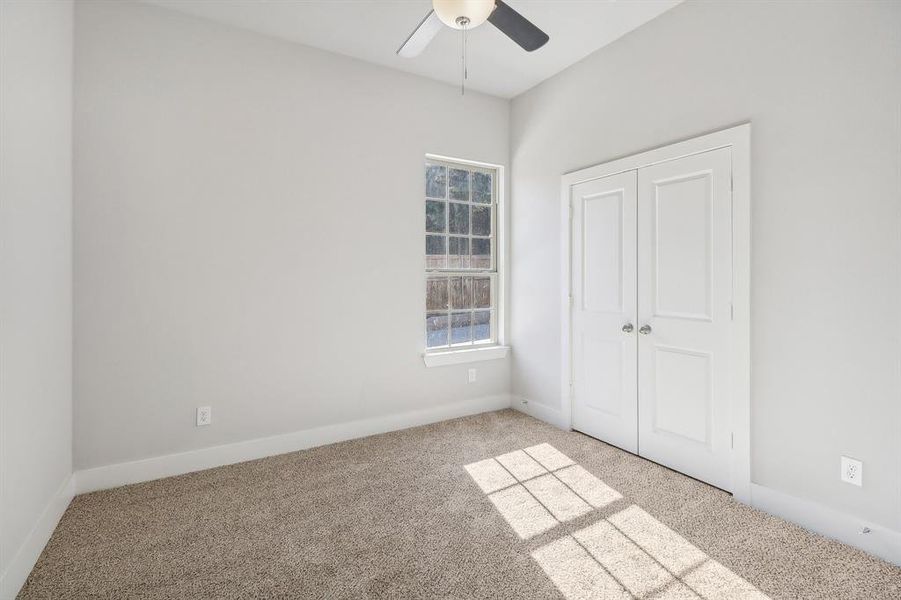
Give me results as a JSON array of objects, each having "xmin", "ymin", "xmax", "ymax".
[
  {"xmin": 461, "ymin": 21, "xmax": 465, "ymax": 95},
  {"xmin": 464, "ymin": 20, "xmax": 468, "ymax": 82},
  {"xmin": 457, "ymin": 15, "xmax": 470, "ymax": 96}
]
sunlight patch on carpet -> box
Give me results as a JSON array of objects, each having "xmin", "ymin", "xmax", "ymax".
[
  {"xmin": 464, "ymin": 457, "xmax": 517, "ymax": 494},
  {"xmin": 523, "ymin": 474, "xmax": 592, "ymax": 522},
  {"xmin": 488, "ymin": 484, "xmax": 558, "ymax": 539},
  {"xmin": 496, "ymin": 450, "xmax": 548, "ymax": 481},
  {"xmin": 532, "ymin": 536, "xmax": 631, "ymax": 600},
  {"xmin": 524, "ymin": 442, "xmax": 576, "ymax": 471},
  {"xmin": 554, "ymin": 464, "xmax": 622, "ymax": 509},
  {"xmin": 573, "ymin": 519, "xmax": 672, "ymax": 597},
  {"xmin": 533, "ymin": 505, "xmax": 771, "ymax": 600},
  {"xmin": 465, "ymin": 444, "xmax": 604, "ymax": 539},
  {"xmin": 682, "ymin": 559, "xmax": 770, "ymax": 599},
  {"xmin": 465, "ymin": 444, "xmax": 771, "ymax": 600}
]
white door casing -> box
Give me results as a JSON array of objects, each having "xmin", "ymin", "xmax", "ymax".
[
  {"xmin": 560, "ymin": 124, "xmax": 750, "ymax": 499},
  {"xmin": 636, "ymin": 147, "xmax": 733, "ymax": 491},
  {"xmin": 570, "ymin": 171, "xmax": 638, "ymax": 453}
]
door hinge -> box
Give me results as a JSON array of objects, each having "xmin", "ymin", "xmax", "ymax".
[
  {"xmin": 730, "ymin": 303, "xmax": 734, "ymax": 320},
  {"xmin": 731, "ymin": 432, "xmax": 734, "ymax": 449}
]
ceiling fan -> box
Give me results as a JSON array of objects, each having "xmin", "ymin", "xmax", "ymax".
[{"xmin": 397, "ymin": 0, "xmax": 549, "ymax": 62}]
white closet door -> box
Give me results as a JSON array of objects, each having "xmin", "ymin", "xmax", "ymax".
[
  {"xmin": 637, "ymin": 147, "xmax": 733, "ymax": 491},
  {"xmin": 571, "ymin": 171, "xmax": 638, "ymax": 453}
]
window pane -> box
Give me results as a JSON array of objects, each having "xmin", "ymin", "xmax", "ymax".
[
  {"xmin": 426, "ymin": 235, "xmax": 447, "ymax": 269},
  {"xmin": 451, "ymin": 312, "xmax": 472, "ymax": 344},
  {"xmin": 426, "ymin": 313, "xmax": 449, "ymax": 348},
  {"xmin": 426, "ymin": 164, "xmax": 446, "ymax": 198},
  {"xmin": 473, "ymin": 310, "xmax": 491, "ymax": 341},
  {"xmin": 472, "ymin": 205, "xmax": 491, "ymax": 236},
  {"xmin": 426, "ymin": 278, "xmax": 449, "ymax": 311},
  {"xmin": 473, "ymin": 171, "xmax": 492, "ymax": 204},
  {"xmin": 449, "ymin": 202, "xmax": 469, "ymax": 235},
  {"xmin": 473, "ymin": 277, "xmax": 491, "ymax": 308},
  {"xmin": 450, "ymin": 276, "xmax": 472, "ymax": 309},
  {"xmin": 472, "ymin": 238, "xmax": 491, "ymax": 269},
  {"xmin": 449, "ymin": 168, "xmax": 470, "ymax": 201},
  {"xmin": 426, "ymin": 200, "xmax": 446, "ymax": 233},
  {"xmin": 424, "ymin": 162, "xmax": 498, "ymax": 352},
  {"xmin": 448, "ymin": 236, "xmax": 470, "ymax": 269}
]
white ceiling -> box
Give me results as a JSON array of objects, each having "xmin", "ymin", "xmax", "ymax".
[{"xmin": 142, "ymin": 0, "xmax": 681, "ymax": 98}]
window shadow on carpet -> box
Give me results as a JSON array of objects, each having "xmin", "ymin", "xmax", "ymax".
[{"xmin": 465, "ymin": 444, "xmax": 769, "ymax": 600}]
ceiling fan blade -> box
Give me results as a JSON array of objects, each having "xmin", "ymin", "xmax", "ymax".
[
  {"xmin": 488, "ymin": 0, "xmax": 549, "ymax": 52},
  {"xmin": 397, "ymin": 10, "xmax": 443, "ymax": 58}
]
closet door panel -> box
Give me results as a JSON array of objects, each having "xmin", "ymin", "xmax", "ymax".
[
  {"xmin": 570, "ymin": 171, "xmax": 638, "ymax": 453},
  {"xmin": 637, "ymin": 147, "xmax": 733, "ymax": 491}
]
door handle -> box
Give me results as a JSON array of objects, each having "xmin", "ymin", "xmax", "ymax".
[
  {"xmin": 622, "ymin": 323, "xmax": 634, "ymax": 333},
  {"xmin": 639, "ymin": 324, "xmax": 652, "ymax": 335}
]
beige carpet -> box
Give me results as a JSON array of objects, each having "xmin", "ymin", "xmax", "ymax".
[{"xmin": 20, "ymin": 410, "xmax": 901, "ymax": 599}]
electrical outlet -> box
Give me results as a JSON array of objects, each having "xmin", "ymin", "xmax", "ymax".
[
  {"xmin": 196, "ymin": 406, "xmax": 212, "ymax": 427},
  {"xmin": 468, "ymin": 368, "xmax": 477, "ymax": 383},
  {"xmin": 841, "ymin": 456, "xmax": 862, "ymax": 487}
]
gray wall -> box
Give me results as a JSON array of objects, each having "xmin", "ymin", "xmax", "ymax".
[
  {"xmin": 0, "ymin": 0, "xmax": 73, "ymax": 588},
  {"xmin": 69, "ymin": 0, "xmax": 901, "ymax": 539},
  {"xmin": 73, "ymin": 1, "xmax": 510, "ymax": 469},
  {"xmin": 510, "ymin": 0, "xmax": 901, "ymax": 530}
]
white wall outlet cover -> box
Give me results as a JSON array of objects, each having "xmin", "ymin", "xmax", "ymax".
[
  {"xmin": 468, "ymin": 368, "xmax": 477, "ymax": 383},
  {"xmin": 840, "ymin": 456, "xmax": 862, "ymax": 487},
  {"xmin": 196, "ymin": 406, "xmax": 212, "ymax": 427}
]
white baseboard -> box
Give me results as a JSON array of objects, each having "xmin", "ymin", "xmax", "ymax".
[
  {"xmin": 750, "ymin": 483, "xmax": 901, "ymax": 566},
  {"xmin": 75, "ymin": 394, "xmax": 512, "ymax": 494},
  {"xmin": 512, "ymin": 396, "xmax": 569, "ymax": 430},
  {"xmin": 0, "ymin": 474, "xmax": 75, "ymax": 599}
]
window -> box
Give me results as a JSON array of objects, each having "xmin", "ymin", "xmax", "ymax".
[{"xmin": 424, "ymin": 157, "xmax": 501, "ymax": 353}]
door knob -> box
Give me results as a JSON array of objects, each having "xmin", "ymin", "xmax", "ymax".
[
  {"xmin": 639, "ymin": 324, "xmax": 652, "ymax": 335},
  {"xmin": 622, "ymin": 323, "xmax": 634, "ymax": 333}
]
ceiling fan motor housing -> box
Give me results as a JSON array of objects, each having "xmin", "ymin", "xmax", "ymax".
[{"xmin": 433, "ymin": 0, "xmax": 495, "ymax": 30}]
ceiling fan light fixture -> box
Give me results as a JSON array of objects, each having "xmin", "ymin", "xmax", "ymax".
[{"xmin": 433, "ymin": 0, "xmax": 495, "ymax": 30}]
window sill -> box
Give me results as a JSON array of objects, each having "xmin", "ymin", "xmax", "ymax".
[{"xmin": 423, "ymin": 345, "xmax": 510, "ymax": 368}]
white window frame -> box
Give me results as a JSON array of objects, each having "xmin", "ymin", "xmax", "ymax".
[{"xmin": 423, "ymin": 154, "xmax": 508, "ymax": 367}]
